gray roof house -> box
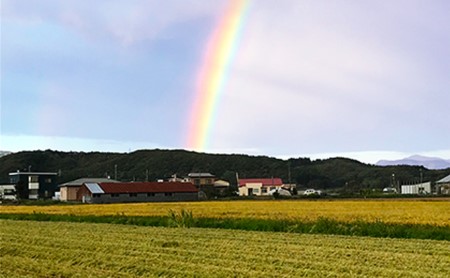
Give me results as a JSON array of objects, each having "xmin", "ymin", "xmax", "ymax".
[
  {"xmin": 436, "ymin": 174, "xmax": 450, "ymax": 195},
  {"xmin": 59, "ymin": 178, "xmax": 119, "ymax": 202}
]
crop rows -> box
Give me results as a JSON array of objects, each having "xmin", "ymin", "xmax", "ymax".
[
  {"xmin": 2, "ymin": 200, "xmax": 450, "ymax": 225},
  {"xmin": 1, "ymin": 220, "xmax": 449, "ymax": 277}
]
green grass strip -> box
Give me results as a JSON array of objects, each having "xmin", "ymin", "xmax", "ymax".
[{"xmin": 0, "ymin": 213, "xmax": 448, "ymax": 241}]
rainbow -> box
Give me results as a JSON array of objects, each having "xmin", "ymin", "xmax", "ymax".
[{"xmin": 186, "ymin": 0, "xmax": 250, "ymax": 151}]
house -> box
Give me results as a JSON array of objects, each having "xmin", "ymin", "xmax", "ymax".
[
  {"xmin": 77, "ymin": 181, "xmax": 198, "ymax": 203},
  {"xmin": 238, "ymin": 178, "xmax": 283, "ymax": 196},
  {"xmin": 0, "ymin": 184, "xmax": 17, "ymax": 201},
  {"xmin": 436, "ymin": 174, "xmax": 450, "ymax": 195},
  {"xmin": 187, "ymin": 173, "xmax": 216, "ymax": 188},
  {"xmin": 186, "ymin": 173, "xmax": 217, "ymax": 198},
  {"xmin": 9, "ymin": 171, "xmax": 58, "ymax": 200},
  {"xmin": 59, "ymin": 178, "xmax": 120, "ymax": 202},
  {"xmin": 401, "ymin": 182, "xmax": 431, "ymax": 194}
]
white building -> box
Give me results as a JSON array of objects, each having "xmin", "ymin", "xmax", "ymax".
[
  {"xmin": 238, "ymin": 178, "xmax": 284, "ymax": 196},
  {"xmin": 436, "ymin": 174, "xmax": 450, "ymax": 195},
  {"xmin": 401, "ymin": 182, "xmax": 431, "ymax": 194}
]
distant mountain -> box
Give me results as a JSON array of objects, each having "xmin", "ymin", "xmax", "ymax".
[
  {"xmin": 376, "ymin": 155, "xmax": 450, "ymax": 170},
  {"xmin": 0, "ymin": 151, "xmax": 12, "ymax": 158}
]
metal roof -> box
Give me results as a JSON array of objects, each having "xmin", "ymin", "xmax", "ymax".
[
  {"xmin": 9, "ymin": 172, "xmax": 58, "ymax": 176},
  {"xmin": 84, "ymin": 183, "xmax": 105, "ymax": 194},
  {"xmin": 60, "ymin": 178, "xmax": 119, "ymax": 187},
  {"xmin": 214, "ymin": 180, "xmax": 230, "ymax": 187},
  {"xmin": 239, "ymin": 178, "xmax": 283, "ymax": 187},
  {"xmin": 97, "ymin": 182, "xmax": 198, "ymax": 194},
  {"xmin": 436, "ymin": 174, "xmax": 450, "ymax": 184},
  {"xmin": 188, "ymin": 173, "xmax": 215, "ymax": 178}
]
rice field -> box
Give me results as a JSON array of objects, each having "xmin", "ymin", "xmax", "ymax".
[
  {"xmin": 2, "ymin": 200, "xmax": 450, "ymax": 226},
  {"xmin": 1, "ymin": 220, "xmax": 449, "ymax": 277}
]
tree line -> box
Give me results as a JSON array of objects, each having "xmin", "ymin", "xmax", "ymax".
[{"xmin": 0, "ymin": 149, "xmax": 449, "ymax": 192}]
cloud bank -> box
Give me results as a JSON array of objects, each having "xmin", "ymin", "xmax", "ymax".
[{"xmin": 2, "ymin": 0, "xmax": 449, "ymax": 162}]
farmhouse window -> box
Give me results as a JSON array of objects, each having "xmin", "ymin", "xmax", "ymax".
[
  {"xmin": 129, "ymin": 193, "xmax": 138, "ymax": 197},
  {"xmin": 147, "ymin": 193, "xmax": 155, "ymax": 197},
  {"xmin": 111, "ymin": 193, "xmax": 119, "ymax": 197},
  {"xmin": 165, "ymin": 193, "xmax": 173, "ymax": 196}
]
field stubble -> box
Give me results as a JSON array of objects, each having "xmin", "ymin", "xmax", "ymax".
[{"xmin": 1, "ymin": 220, "xmax": 449, "ymax": 277}]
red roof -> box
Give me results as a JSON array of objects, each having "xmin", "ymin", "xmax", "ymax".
[
  {"xmin": 95, "ymin": 182, "xmax": 198, "ymax": 194},
  {"xmin": 238, "ymin": 178, "xmax": 283, "ymax": 187}
]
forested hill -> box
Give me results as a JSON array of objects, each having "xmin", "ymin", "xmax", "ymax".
[{"xmin": 1, "ymin": 149, "xmax": 449, "ymax": 190}]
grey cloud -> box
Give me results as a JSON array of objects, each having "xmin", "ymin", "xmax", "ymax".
[{"xmin": 213, "ymin": 0, "xmax": 450, "ymax": 154}]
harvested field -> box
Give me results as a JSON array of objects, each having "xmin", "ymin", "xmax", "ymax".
[
  {"xmin": 2, "ymin": 200, "xmax": 450, "ymax": 226},
  {"xmin": 1, "ymin": 220, "xmax": 449, "ymax": 277}
]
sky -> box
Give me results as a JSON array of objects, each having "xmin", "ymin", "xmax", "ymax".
[{"xmin": 1, "ymin": 0, "xmax": 449, "ymax": 164}]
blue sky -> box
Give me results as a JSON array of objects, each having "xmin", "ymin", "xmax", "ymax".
[{"xmin": 1, "ymin": 0, "xmax": 449, "ymax": 163}]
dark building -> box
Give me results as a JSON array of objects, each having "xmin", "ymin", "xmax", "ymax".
[
  {"xmin": 77, "ymin": 181, "xmax": 199, "ymax": 203},
  {"xmin": 9, "ymin": 171, "xmax": 58, "ymax": 200}
]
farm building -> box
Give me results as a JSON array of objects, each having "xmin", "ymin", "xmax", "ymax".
[
  {"xmin": 59, "ymin": 178, "xmax": 119, "ymax": 202},
  {"xmin": 238, "ymin": 178, "xmax": 284, "ymax": 196},
  {"xmin": 436, "ymin": 174, "xmax": 450, "ymax": 195},
  {"xmin": 9, "ymin": 171, "xmax": 58, "ymax": 200},
  {"xmin": 77, "ymin": 181, "xmax": 198, "ymax": 203},
  {"xmin": 401, "ymin": 182, "xmax": 431, "ymax": 194}
]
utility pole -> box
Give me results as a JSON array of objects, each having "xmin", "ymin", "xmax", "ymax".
[
  {"xmin": 288, "ymin": 162, "xmax": 292, "ymax": 185},
  {"xmin": 420, "ymin": 168, "xmax": 423, "ymax": 184},
  {"xmin": 146, "ymin": 169, "xmax": 149, "ymax": 182},
  {"xmin": 114, "ymin": 164, "xmax": 118, "ymax": 181}
]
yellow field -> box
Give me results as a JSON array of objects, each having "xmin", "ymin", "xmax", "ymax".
[
  {"xmin": 1, "ymin": 220, "xmax": 449, "ymax": 277},
  {"xmin": 2, "ymin": 199, "xmax": 450, "ymax": 226}
]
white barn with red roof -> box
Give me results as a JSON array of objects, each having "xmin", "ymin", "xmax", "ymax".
[
  {"xmin": 238, "ymin": 178, "xmax": 284, "ymax": 196},
  {"xmin": 77, "ymin": 181, "xmax": 198, "ymax": 203}
]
